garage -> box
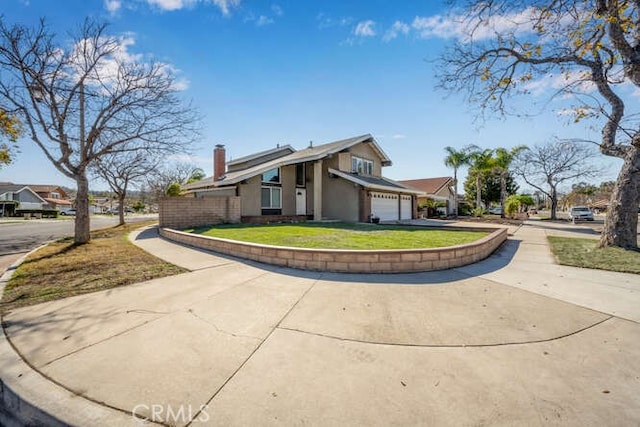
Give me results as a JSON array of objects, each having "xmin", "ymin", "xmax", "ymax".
[
  {"xmin": 371, "ymin": 192, "xmax": 399, "ymax": 221},
  {"xmin": 400, "ymin": 195, "xmax": 412, "ymax": 220}
]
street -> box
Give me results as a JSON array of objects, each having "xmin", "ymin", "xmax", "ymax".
[{"xmin": 0, "ymin": 215, "xmax": 158, "ymax": 275}]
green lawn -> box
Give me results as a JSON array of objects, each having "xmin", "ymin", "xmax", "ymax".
[
  {"xmin": 186, "ymin": 222, "xmax": 489, "ymax": 250},
  {"xmin": 548, "ymin": 236, "xmax": 640, "ymax": 274}
]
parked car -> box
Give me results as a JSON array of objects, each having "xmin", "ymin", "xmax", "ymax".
[
  {"xmin": 488, "ymin": 206, "xmax": 503, "ymax": 215},
  {"xmin": 60, "ymin": 209, "xmax": 76, "ymax": 216},
  {"xmin": 569, "ymin": 206, "xmax": 594, "ymax": 222}
]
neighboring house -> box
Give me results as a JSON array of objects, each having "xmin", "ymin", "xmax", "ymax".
[
  {"xmin": 397, "ymin": 177, "xmax": 456, "ymax": 216},
  {"xmin": 0, "ymin": 184, "xmax": 48, "ymax": 217},
  {"xmin": 29, "ymin": 185, "xmax": 73, "ymax": 211},
  {"xmin": 183, "ymin": 134, "xmax": 422, "ymax": 222}
]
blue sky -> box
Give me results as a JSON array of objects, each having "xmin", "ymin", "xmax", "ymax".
[{"xmin": 0, "ymin": 0, "xmax": 622, "ymax": 192}]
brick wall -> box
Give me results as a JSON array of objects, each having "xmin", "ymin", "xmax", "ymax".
[
  {"xmin": 159, "ymin": 196, "xmax": 241, "ymax": 229},
  {"xmin": 160, "ymin": 226, "xmax": 508, "ymax": 273}
]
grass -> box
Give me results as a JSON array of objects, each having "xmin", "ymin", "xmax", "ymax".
[
  {"xmin": 1, "ymin": 221, "xmax": 187, "ymax": 313},
  {"xmin": 186, "ymin": 222, "xmax": 489, "ymax": 250},
  {"xmin": 548, "ymin": 236, "xmax": 640, "ymax": 274}
]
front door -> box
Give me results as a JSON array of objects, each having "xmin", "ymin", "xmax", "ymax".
[{"xmin": 296, "ymin": 188, "xmax": 307, "ymax": 215}]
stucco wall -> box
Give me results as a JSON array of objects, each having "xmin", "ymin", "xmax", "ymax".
[
  {"xmin": 281, "ymin": 164, "xmax": 296, "ymax": 215},
  {"xmin": 159, "ymin": 196, "xmax": 241, "ymax": 229},
  {"xmin": 238, "ymin": 176, "xmax": 261, "ymax": 216},
  {"xmin": 323, "ymin": 171, "xmax": 360, "ymax": 222}
]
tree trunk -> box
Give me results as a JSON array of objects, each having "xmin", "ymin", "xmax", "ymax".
[
  {"xmin": 118, "ymin": 194, "xmax": 126, "ymax": 226},
  {"xmin": 599, "ymin": 149, "xmax": 640, "ymax": 249},
  {"xmin": 453, "ymin": 170, "xmax": 458, "ymax": 217},
  {"xmin": 475, "ymin": 175, "xmax": 482, "ymax": 209},
  {"xmin": 500, "ymin": 172, "xmax": 507, "ymax": 219},
  {"xmin": 74, "ymin": 173, "xmax": 91, "ymax": 244},
  {"xmin": 549, "ymin": 187, "xmax": 558, "ymax": 220}
]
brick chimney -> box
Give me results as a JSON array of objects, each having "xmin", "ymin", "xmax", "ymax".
[{"xmin": 214, "ymin": 144, "xmax": 226, "ymax": 181}]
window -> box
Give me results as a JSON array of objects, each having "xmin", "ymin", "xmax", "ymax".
[
  {"xmin": 51, "ymin": 192, "xmax": 60, "ymax": 199},
  {"xmin": 351, "ymin": 156, "xmax": 373, "ymax": 175},
  {"xmin": 261, "ymin": 168, "xmax": 280, "ymax": 183},
  {"xmin": 296, "ymin": 163, "xmax": 306, "ymax": 187},
  {"xmin": 261, "ymin": 187, "xmax": 281, "ymax": 209}
]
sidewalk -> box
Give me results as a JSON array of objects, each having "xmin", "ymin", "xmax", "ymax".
[{"xmin": 1, "ymin": 223, "xmax": 639, "ymax": 426}]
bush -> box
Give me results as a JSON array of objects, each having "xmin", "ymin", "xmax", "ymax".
[
  {"xmin": 165, "ymin": 183, "xmax": 182, "ymax": 197},
  {"xmin": 471, "ymin": 207, "xmax": 484, "ymax": 217},
  {"xmin": 505, "ymin": 196, "xmax": 520, "ymax": 217}
]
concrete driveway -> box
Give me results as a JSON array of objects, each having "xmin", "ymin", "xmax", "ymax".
[{"xmin": 1, "ymin": 222, "xmax": 639, "ymax": 426}]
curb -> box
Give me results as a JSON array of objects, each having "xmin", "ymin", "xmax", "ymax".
[{"xmin": 0, "ymin": 247, "xmax": 150, "ymax": 427}]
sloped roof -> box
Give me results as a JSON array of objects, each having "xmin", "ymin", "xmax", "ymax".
[
  {"xmin": 0, "ymin": 184, "xmax": 25, "ymax": 195},
  {"xmin": 0, "ymin": 185, "xmax": 47, "ymax": 203},
  {"xmin": 328, "ymin": 168, "xmax": 424, "ymax": 194},
  {"xmin": 28, "ymin": 185, "xmax": 69, "ymax": 198},
  {"xmin": 227, "ymin": 144, "xmax": 295, "ymax": 168},
  {"xmin": 43, "ymin": 197, "xmax": 72, "ymax": 206},
  {"xmin": 398, "ymin": 177, "xmax": 453, "ymax": 195},
  {"xmin": 186, "ymin": 134, "xmax": 392, "ymax": 190}
]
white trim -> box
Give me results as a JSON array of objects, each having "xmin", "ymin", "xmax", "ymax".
[{"xmin": 261, "ymin": 186, "xmax": 282, "ymax": 209}]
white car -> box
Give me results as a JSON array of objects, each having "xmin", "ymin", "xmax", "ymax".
[
  {"xmin": 569, "ymin": 206, "xmax": 594, "ymax": 222},
  {"xmin": 488, "ymin": 206, "xmax": 503, "ymax": 215}
]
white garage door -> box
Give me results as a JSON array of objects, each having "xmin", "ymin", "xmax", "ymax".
[
  {"xmin": 400, "ymin": 195, "xmax": 412, "ymax": 220},
  {"xmin": 371, "ymin": 192, "xmax": 399, "ymax": 221}
]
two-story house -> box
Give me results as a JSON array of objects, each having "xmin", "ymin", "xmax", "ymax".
[
  {"xmin": 29, "ymin": 185, "xmax": 73, "ymax": 212},
  {"xmin": 0, "ymin": 184, "xmax": 47, "ymax": 217},
  {"xmin": 183, "ymin": 134, "xmax": 422, "ymax": 222}
]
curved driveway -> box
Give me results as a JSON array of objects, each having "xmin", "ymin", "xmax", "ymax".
[{"xmin": 1, "ymin": 221, "xmax": 639, "ymax": 426}]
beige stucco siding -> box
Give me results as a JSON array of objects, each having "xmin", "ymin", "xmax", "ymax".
[
  {"xmin": 238, "ymin": 176, "xmax": 261, "ymax": 216},
  {"xmin": 322, "ymin": 163, "xmax": 360, "ymax": 222},
  {"xmin": 346, "ymin": 143, "xmax": 383, "ymax": 176},
  {"xmin": 281, "ymin": 165, "xmax": 296, "ymax": 215}
]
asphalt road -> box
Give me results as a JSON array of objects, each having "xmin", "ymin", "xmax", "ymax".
[{"xmin": 0, "ymin": 215, "xmax": 158, "ymax": 275}]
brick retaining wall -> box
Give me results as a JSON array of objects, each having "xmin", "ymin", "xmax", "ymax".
[
  {"xmin": 159, "ymin": 197, "xmax": 241, "ymax": 229},
  {"xmin": 159, "ymin": 226, "xmax": 508, "ymax": 273}
]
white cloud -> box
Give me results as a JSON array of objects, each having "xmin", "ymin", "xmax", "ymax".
[
  {"xmin": 256, "ymin": 15, "xmax": 274, "ymax": 26},
  {"xmin": 411, "ymin": 7, "xmax": 539, "ymax": 41},
  {"xmin": 271, "ymin": 4, "xmax": 283, "ymax": 16},
  {"xmin": 144, "ymin": 0, "xmax": 240, "ymax": 15},
  {"xmin": 104, "ymin": 0, "xmax": 121, "ymax": 13},
  {"xmin": 354, "ymin": 20, "xmax": 376, "ymax": 37},
  {"xmin": 383, "ymin": 21, "xmax": 410, "ymax": 42},
  {"xmin": 317, "ymin": 13, "xmax": 352, "ymax": 29},
  {"xmin": 146, "ymin": 0, "xmax": 193, "ymax": 11},
  {"xmin": 211, "ymin": 0, "xmax": 240, "ymax": 16},
  {"xmin": 68, "ymin": 35, "xmax": 189, "ymax": 93},
  {"xmin": 523, "ymin": 71, "xmax": 595, "ymax": 97},
  {"xmin": 411, "ymin": 15, "xmax": 463, "ymax": 40},
  {"xmin": 392, "ymin": 134, "xmax": 406, "ymax": 139}
]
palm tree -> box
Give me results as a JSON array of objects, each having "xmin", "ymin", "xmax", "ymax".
[
  {"xmin": 469, "ymin": 148, "xmax": 495, "ymax": 210},
  {"xmin": 443, "ymin": 145, "xmax": 478, "ymax": 216},
  {"xmin": 494, "ymin": 145, "xmax": 527, "ymax": 218}
]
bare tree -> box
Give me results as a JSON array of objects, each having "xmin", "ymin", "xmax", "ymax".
[
  {"xmin": 93, "ymin": 148, "xmax": 160, "ymax": 225},
  {"xmin": 0, "ymin": 18, "xmax": 199, "ymax": 243},
  {"xmin": 514, "ymin": 139, "xmax": 601, "ymax": 220},
  {"xmin": 147, "ymin": 162, "xmax": 205, "ymax": 199},
  {"xmin": 438, "ymin": 1, "xmax": 640, "ymax": 249}
]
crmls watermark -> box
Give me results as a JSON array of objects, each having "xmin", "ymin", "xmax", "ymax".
[{"xmin": 132, "ymin": 403, "xmax": 210, "ymax": 424}]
